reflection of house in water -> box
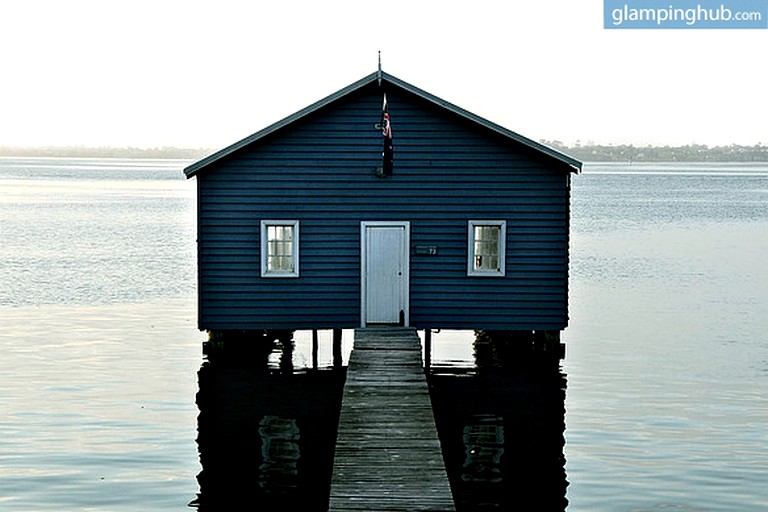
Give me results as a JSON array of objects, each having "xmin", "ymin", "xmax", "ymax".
[
  {"xmin": 190, "ymin": 331, "xmax": 346, "ymax": 511},
  {"xmin": 190, "ymin": 328, "xmax": 567, "ymax": 510},
  {"xmin": 427, "ymin": 330, "xmax": 568, "ymax": 511}
]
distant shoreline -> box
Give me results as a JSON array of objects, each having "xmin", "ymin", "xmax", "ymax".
[
  {"xmin": 541, "ymin": 142, "xmax": 768, "ymax": 163},
  {"xmin": 1, "ymin": 143, "xmax": 767, "ymax": 162},
  {"xmin": 0, "ymin": 146, "xmax": 214, "ymax": 160}
]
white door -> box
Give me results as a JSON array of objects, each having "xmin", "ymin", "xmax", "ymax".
[{"xmin": 361, "ymin": 222, "xmax": 409, "ymax": 325}]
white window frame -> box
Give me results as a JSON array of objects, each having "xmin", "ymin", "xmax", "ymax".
[
  {"xmin": 467, "ymin": 220, "xmax": 506, "ymax": 277},
  {"xmin": 260, "ymin": 220, "xmax": 300, "ymax": 278}
]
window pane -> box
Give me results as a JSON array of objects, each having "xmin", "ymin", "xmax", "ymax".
[
  {"xmin": 267, "ymin": 225, "xmax": 294, "ymax": 272},
  {"xmin": 268, "ymin": 225, "xmax": 293, "ymax": 242},
  {"xmin": 473, "ymin": 225, "xmax": 501, "ymax": 271},
  {"xmin": 279, "ymin": 226, "xmax": 292, "ymax": 241}
]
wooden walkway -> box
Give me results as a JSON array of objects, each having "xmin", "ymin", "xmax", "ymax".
[{"xmin": 328, "ymin": 327, "xmax": 455, "ymax": 511}]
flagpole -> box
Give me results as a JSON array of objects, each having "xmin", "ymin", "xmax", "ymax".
[
  {"xmin": 381, "ymin": 92, "xmax": 393, "ymax": 177},
  {"xmin": 375, "ymin": 51, "xmax": 392, "ymax": 177}
]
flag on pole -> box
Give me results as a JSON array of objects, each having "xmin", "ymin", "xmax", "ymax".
[{"xmin": 381, "ymin": 93, "xmax": 393, "ymax": 176}]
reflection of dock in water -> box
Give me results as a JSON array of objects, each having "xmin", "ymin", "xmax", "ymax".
[{"xmin": 329, "ymin": 327, "xmax": 455, "ymax": 511}]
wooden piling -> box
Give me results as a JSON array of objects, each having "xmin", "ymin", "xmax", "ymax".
[{"xmin": 333, "ymin": 328, "xmax": 343, "ymax": 368}]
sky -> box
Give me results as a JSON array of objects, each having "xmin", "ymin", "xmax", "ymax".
[{"xmin": 1, "ymin": 0, "xmax": 766, "ymax": 150}]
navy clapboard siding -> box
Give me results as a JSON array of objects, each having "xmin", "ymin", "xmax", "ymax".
[{"xmin": 189, "ymin": 73, "xmax": 578, "ymax": 331}]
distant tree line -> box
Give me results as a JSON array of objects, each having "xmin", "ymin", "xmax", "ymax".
[
  {"xmin": 0, "ymin": 145, "xmax": 213, "ymax": 159},
  {"xmin": 542, "ymin": 141, "xmax": 768, "ymax": 162}
]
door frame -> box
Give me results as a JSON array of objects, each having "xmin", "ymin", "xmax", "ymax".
[{"xmin": 360, "ymin": 221, "xmax": 410, "ymax": 327}]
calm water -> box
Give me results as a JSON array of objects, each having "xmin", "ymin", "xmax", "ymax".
[{"xmin": 1, "ymin": 157, "xmax": 766, "ymax": 510}]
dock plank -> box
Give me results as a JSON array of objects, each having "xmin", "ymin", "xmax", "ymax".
[{"xmin": 329, "ymin": 327, "xmax": 455, "ymax": 511}]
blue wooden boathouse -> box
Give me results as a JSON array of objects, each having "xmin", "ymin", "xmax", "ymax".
[{"xmin": 184, "ymin": 70, "xmax": 581, "ymax": 335}]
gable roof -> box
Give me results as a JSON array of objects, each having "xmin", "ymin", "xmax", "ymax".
[{"xmin": 183, "ymin": 71, "xmax": 582, "ymax": 178}]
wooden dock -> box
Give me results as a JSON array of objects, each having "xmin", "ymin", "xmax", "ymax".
[{"xmin": 328, "ymin": 327, "xmax": 456, "ymax": 511}]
